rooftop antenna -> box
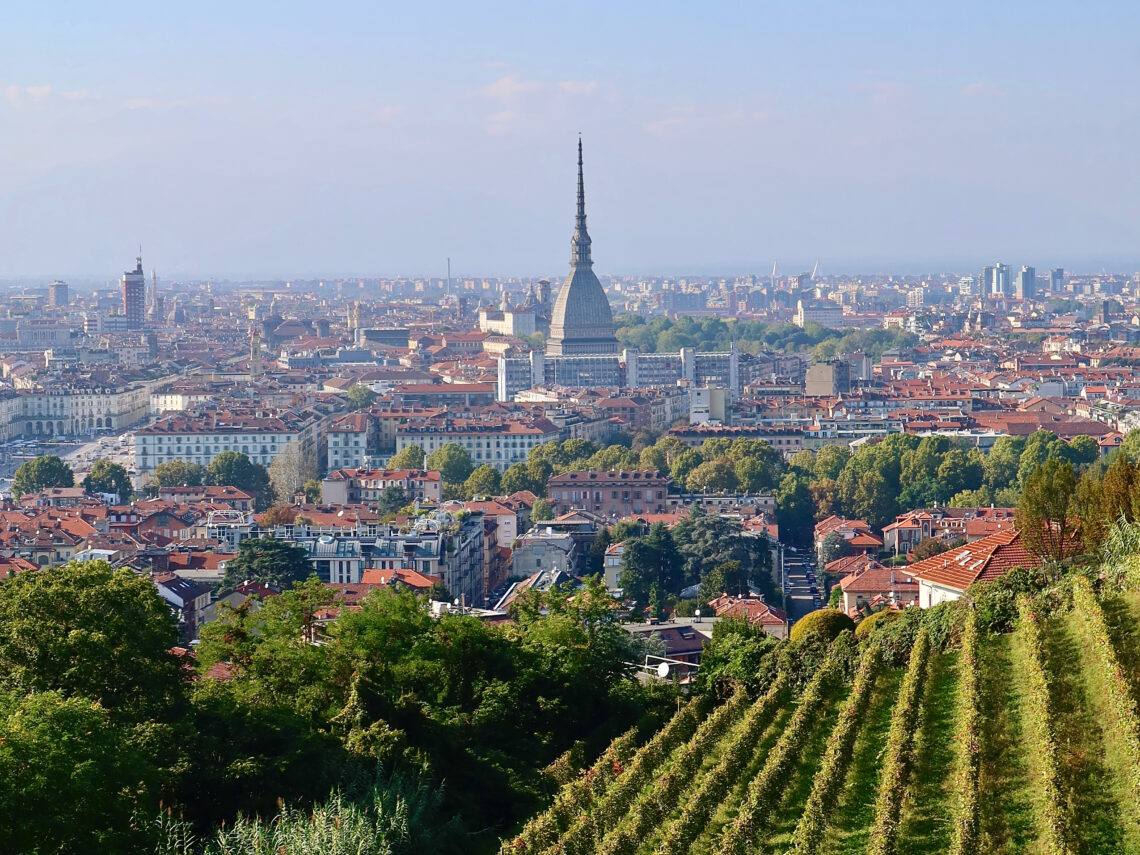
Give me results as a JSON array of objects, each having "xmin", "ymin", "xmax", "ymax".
[{"xmin": 447, "ymin": 257, "xmax": 451, "ymax": 298}]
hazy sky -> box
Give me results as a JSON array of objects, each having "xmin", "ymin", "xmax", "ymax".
[{"xmin": 2, "ymin": 1, "xmax": 1138, "ymax": 280}]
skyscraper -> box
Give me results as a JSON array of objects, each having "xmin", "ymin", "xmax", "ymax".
[
  {"xmin": 122, "ymin": 253, "xmax": 146, "ymax": 330},
  {"xmin": 1050, "ymin": 268, "xmax": 1065, "ymax": 294},
  {"xmin": 981, "ymin": 266, "xmax": 994, "ymax": 297},
  {"xmin": 992, "ymin": 263, "xmax": 1011, "ymax": 297},
  {"xmin": 48, "ymin": 280, "xmax": 68, "ymax": 308},
  {"xmin": 546, "ymin": 138, "xmax": 618, "ymax": 356},
  {"xmin": 1015, "ymin": 266, "xmax": 1036, "ymax": 300}
]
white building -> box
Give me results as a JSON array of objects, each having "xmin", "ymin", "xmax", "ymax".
[
  {"xmin": 395, "ymin": 417, "xmax": 560, "ymax": 471},
  {"xmin": 134, "ymin": 408, "xmax": 324, "ymax": 474}
]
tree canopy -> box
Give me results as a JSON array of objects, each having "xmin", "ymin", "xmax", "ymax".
[
  {"xmin": 0, "ymin": 560, "xmax": 184, "ymax": 720},
  {"xmin": 387, "ymin": 444, "xmax": 425, "ymax": 470},
  {"xmin": 11, "ymin": 454, "xmax": 74, "ymax": 499},
  {"xmin": 151, "ymin": 460, "xmax": 209, "ymax": 487},
  {"xmin": 221, "ymin": 537, "xmax": 316, "ymax": 591},
  {"xmin": 346, "ymin": 383, "xmax": 376, "ymax": 409},
  {"xmin": 426, "ymin": 442, "xmax": 475, "ymax": 485},
  {"xmin": 208, "ymin": 451, "xmax": 274, "ymax": 510},
  {"xmin": 82, "ymin": 459, "xmax": 133, "ymax": 501}
]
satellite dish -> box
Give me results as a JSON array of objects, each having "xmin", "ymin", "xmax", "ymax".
[{"xmin": 657, "ymin": 661, "xmax": 670, "ymax": 679}]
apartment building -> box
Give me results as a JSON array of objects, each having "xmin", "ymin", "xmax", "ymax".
[
  {"xmin": 320, "ymin": 468, "xmax": 442, "ymax": 505},
  {"xmin": 134, "ymin": 408, "xmax": 325, "ymax": 474},
  {"xmin": 326, "ymin": 412, "xmax": 373, "ymax": 471},
  {"xmin": 395, "ymin": 417, "xmax": 560, "ymax": 471},
  {"xmin": 547, "ymin": 469, "xmax": 671, "ymax": 517}
]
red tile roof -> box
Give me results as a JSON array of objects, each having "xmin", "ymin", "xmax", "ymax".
[{"xmin": 906, "ymin": 528, "xmax": 1040, "ymax": 593}]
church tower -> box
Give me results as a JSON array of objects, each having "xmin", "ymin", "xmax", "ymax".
[{"xmin": 546, "ymin": 137, "xmax": 618, "ymax": 356}]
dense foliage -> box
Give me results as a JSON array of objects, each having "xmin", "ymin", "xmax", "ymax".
[
  {"xmin": 613, "ymin": 314, "xmax": 916, "ymax": 360},
  {"xmin": 11, "ymin": 453, "xmax": 74, "ymax": 499},
  {"xmin": 0, "ymin": 562, "xmax": 671, "ymax": 855}
]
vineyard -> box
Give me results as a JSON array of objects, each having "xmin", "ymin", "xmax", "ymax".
[{"xmin": 503, "ymin": 584, "xmax": 1140, "ymax": 855}]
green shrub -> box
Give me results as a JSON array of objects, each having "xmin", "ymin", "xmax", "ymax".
[
  {"xmin": 789, "ymin": 609, "xmax": 855, "ymax": 644},
  {"xmin": 854, "ymin": 610, "xmax": 900, "ymax": 640}
]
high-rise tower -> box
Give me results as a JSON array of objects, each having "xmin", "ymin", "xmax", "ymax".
[
  {"xmin": 122, "ymin": 253, "xmax": 146, "ymax": 330},
  {"xmin": 546, "ymin": 138, "xmax": 618, "ymax": 356}
]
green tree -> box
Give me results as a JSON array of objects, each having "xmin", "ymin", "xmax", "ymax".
[
  {"xmin": 303, "ymin": 477, "xmax": 323, "ymax": 503},
  {"xmin": 984, "ymin": 435, "xmax": 1025, "ymax": 489},
  {"xmin": 852, "ymin": 469, "xmax": 895, "ymax": 530},
  {"xmin": 699, "ymin": 560, "xmax": 745, "ymax": 604},
  {"xmin": 387, "ymin": 444, "xmax": 425, "ymax": 470},
  {"xmin": 1017, "ymin": 429, "xmax": 1066, "ymax": 486},
  {"xmin": 346, "ymin": 383, "xmax": 376, "ymax": 410},
  {"xmin": 686, "ymin": 458, "xmax": 739, "ymax": 493},
  {"xmin": 693, "ymin": 618, "xmax": 781, "ymax": 698},
  {"xmin": 150, "ymin": 460, "xmax": 209, "ymax": 487},
  {"xmin": 0, "ymin": 690, "xmax": 163, "ymax": 854},
  {"xmin": 669, "ymin": 448, "xmax": 702, "ymax": 485},
  {"xmin": 464, "ymin": 464, "xmax": 501, "ymax": 498},
  {"xmin": 1065, "ymin": 434, "xmax": 1100, "ymax": 469},
  {"xmin": 531, "ymin": 497, "xmax": 554, "ymax": 520},
  {"xmin": 819, "ymin": 531, "xmax": 845, "ymax": 565},
  {"xmin": 1016, "ymin": 457, "xmax": 1079, "ymax": 562},
  {"xmin": 501, "ymin": 460, "xmax": 545, "ymax": 496},
  {"xmin": 911, "ymin": 537, "xmax": 948, "ymax": 560},
  {"xmin": 0, "ymin": 560, "xmax": 184, "ymax": 720},
  {"xmin": 222, "ymin": 536, "xmax": 316, "ymax": 591},
  {"xmin": 377, "ymin": 485, "xmax": 410, "ymax": 515},
  {"xmin": 425, "ymin": 442, "xmax": 475, "ymax": 485},
  {"xmin": 208, "ymin": 451, "xmax": 274, "ymax": 510},
  {"xmin": 11, "ymin": 454, "xmax": 73, "ymax": 499},
  {"xmin": 776, "ymin": 472, "xmax": 815, "ymax": 546},
  {"xmin": 814, "ymin": 445, "xmax": 851, "ymax": 481},
  {"xmin": 585, "ymin": 444, "xmax": 639, "ymax": 471},
  {"xmin": 82, "ymin": 458, "xmax": 133, "ymax": 501}
]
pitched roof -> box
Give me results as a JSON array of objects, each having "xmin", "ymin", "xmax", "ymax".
[{"xmin": 906, "ymin": 528, "xmax": 1040, "ymax": 593}]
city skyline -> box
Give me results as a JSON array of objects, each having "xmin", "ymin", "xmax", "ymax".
[{"xmin": 2, "ymin": 2, "xmax": 1139, "ymax": 278}]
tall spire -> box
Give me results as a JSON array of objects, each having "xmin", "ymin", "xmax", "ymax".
[{"xmin": 571, "ymin": 135, "xmax": 592, "ymax": 268}]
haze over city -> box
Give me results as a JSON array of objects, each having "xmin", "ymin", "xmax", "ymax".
[{"xmin": 3, "ymin": 1, "xmax": 1139, "ymax": 280}]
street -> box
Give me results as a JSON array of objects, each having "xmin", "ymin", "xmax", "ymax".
[{"xmin": 783, "ymin": 547, "xmax": 823, "ymax": 624}]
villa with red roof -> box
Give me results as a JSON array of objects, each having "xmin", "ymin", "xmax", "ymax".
[{"xmin": 906, "ymin": 528, "xmax": 1041, "ymax": 608}]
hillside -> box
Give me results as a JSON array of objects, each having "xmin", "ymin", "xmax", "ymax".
[{"xmin": 503, "ymin": 584, "xmax": 1140, "ymax": 855}]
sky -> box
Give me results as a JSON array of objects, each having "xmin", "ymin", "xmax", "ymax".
[{"xmin": 1, "ymin": 1, "xmax": 1139, "ymax": 280}]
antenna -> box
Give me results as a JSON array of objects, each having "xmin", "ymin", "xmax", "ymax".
[{"xmin": 447, "ymin": 257, "xmax": 451, "ymax": 298}]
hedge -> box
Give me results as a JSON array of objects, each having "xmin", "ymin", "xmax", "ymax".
[
  {"xmin": 790, "ymin": 609, "xmax": 855, "ymax": 644},
  {"xmin": 503, "ymin": 727, "xmax": 641, "ymax": 854},
  {"xmin": 592, "ymin": 687, "xmax": 752, "ymax": 855},
  {"xmin": 553, "ymin": 690, "xmax": 745, "ymax": 855}
]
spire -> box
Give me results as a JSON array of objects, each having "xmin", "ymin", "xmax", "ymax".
[{"xmin": 571, "ymin": 135, "xmax": 592, "ymax": 268}]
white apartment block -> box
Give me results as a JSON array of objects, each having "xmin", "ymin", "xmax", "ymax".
[
  {"xmin": 134, "ymin": 409, "xmax": 324, "ymax": 474},
  {"xmin": 326, "ymin": 412, "xmax": 371, "ymax": 471},
  {"xmin": 394, "ymin": 417, "xmax": 560, "ymax": 472},
  {"xmin": 17, "ymin": 384, "xmax": 151, "ymax": 437}
]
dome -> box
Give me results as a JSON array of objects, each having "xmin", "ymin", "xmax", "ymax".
[{"xmin": 546, "ymin": 138, "xmax": 618, "ymax": 357}]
